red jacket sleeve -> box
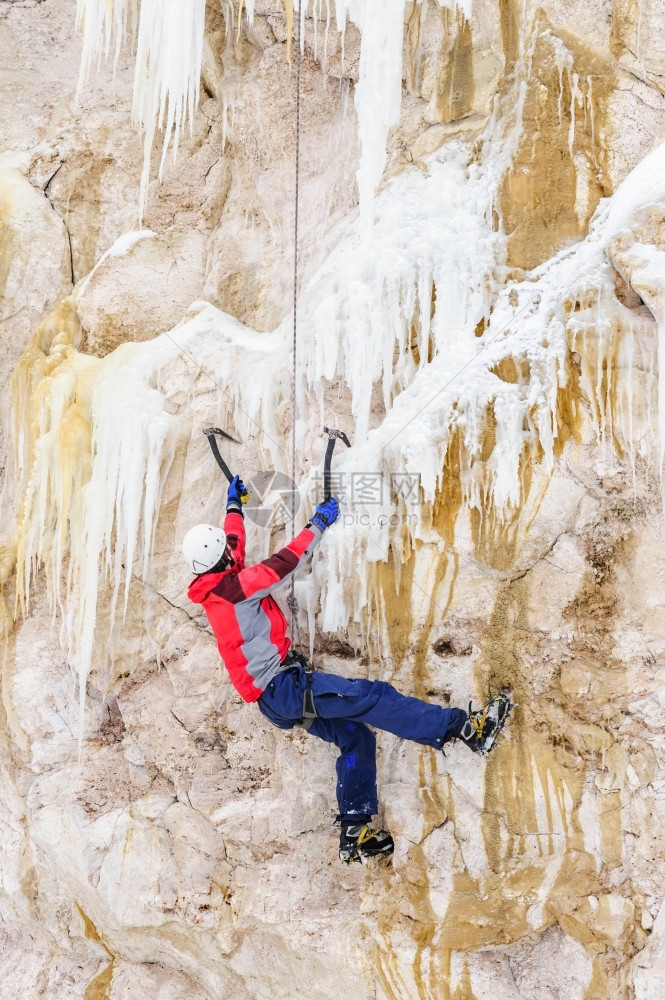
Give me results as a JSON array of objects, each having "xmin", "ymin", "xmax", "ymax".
[
  {"xmin": 224, "ymin": 511, "xmax": 246, "ymax": 568},
  {"xmin": 213, "ymin": 525, "xmax": 321, "ymax": 603}
]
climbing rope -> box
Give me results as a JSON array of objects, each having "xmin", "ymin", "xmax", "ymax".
[
  {"xmin": 287, "ymin": 1, "xmax": 304, "ymax": 653},
  {"xmin": 290, "ymin": 1, "xmax": 302, "ymax": 541}
]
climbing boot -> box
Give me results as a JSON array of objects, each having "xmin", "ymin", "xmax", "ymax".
[
  {"xmin": 339, "ymin": 824, "xmax": 394, "ymax": 864},
  {"xmin": 457, "ymin": 694, "xmax": 515, "ymax": 756}
]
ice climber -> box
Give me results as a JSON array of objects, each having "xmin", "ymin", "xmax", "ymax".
[{"xmin": 183, "ymin": 475, "xmax": 512, "ymax": 864}]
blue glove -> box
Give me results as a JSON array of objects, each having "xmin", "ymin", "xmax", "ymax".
[
  {"xmin": 227, "ymin": 475, "xmax": 247, "ymax": 514},
  {"xmin": 309, "ymin": 497, "xmax": 339, "ymax": 532}
]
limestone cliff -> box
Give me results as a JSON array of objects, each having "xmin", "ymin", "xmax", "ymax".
[{"xmin": 1, "ymin": 2, "xmax": 665, "ymax": 999}]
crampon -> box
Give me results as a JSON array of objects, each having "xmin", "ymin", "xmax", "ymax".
[
  {"xmin": 339, "ymin": 824, "xmax": 394, "ymax": 865},
  {"xmin": 457, "ymin": 693, "xmax": 515, "ymax": 756}
]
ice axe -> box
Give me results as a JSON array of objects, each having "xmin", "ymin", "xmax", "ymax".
[
  {"xmin": 322, "ymin": 426, "xmax": 351, "ymax": 501},
  {"xmin": 203, "ymin": 427, "xmax": 251, "ymax": 504}
]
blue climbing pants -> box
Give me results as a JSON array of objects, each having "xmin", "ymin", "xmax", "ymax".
[{"xmin": 257, "ymin": 664, "xmax": 466, "ymax": 825}]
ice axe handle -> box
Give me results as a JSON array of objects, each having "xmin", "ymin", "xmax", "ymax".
[
  {"xmin": 203, "ymin": 428, "xmax": 250, "ymax": 503},
  {"xmin": 323, "ymin": 436, "xmax": 336, "ymax": 502},
  {"xmin": 323, "ymin": 427, "xmax": 351, "ymax": 502}
]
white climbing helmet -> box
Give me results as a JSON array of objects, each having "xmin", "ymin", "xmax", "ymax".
[{"xmin": 182, "ymin": 524, "xmax": 227, "ymax": 574}]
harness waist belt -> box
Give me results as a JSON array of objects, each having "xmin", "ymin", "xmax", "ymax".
[{"xmin": 280, "ymin": 652, "xmax": 318, "ymax": 730}]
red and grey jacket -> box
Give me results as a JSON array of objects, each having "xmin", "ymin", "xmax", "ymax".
[{"xmin": 187, "ymin": 512, "xmax": 321, "ymax": 702}]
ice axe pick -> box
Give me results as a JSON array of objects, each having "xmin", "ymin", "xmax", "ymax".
[{"xmin": 202, "ymin": 427, "xmax": 251, "ymax": 504}]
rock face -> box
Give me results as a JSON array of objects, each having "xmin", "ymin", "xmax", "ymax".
[{"xmin": 1, "ymin": 2, "xmax": 665, "ymax": 1000}]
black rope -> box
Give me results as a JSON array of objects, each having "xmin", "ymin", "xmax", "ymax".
[
  {"xmin": 290, "ymin": 2, "xmax": 301, "ymax": 543},
  {"xmin": 288, "ymin": 2, "xmax": 303, "ymax": 650}
]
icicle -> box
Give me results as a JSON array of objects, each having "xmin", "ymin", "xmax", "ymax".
[
  {"xmin": 624, "ymin": 325, "xmax": 637, "ymax": 498},
  {"xmin": 349, "ymin": 0, "xmax": 406, "ymax": 239},
  {"xmin": 587, "ymin": 75, "xmax": 595, "ymax": 152},
  {"xmin": 436, "ymin": 0, "xmax": 473, "ymax": 18},
  {"xmin": 324, "ymin": 0, "xmax": 332, "ymax": 64},
  {"xmin": 619, "ymin": 245, "xmax": 665, "ymax": 503},
  {"xmin": 568, "ymin": 72, "xmax": 580, "ymax": 159},
  {"xmin": 133, "ymin": 0, "xmax": 206, "ymax": 215},
  {"xmin": 75, "ymin": 0, "xmax": 135, "ymax": 94},
  {"xmin": 555, "ymin": 52, "xmax": 565, "ymax": 126}
]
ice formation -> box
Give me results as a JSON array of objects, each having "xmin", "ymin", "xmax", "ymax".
[
  {"xmin": 307, "ymin": 180, "xmax": 657, "ymax": 631},
  {"xmin": 3, "ymin": 1, "xmax": 662, "ymax": 730},
  {"xmin": 349, "ymin": 0, "xmax": 406, "ymax": 237},
  {"xmin": 7, "ymin": 123, "xmax": 665, "ymax": 723}
]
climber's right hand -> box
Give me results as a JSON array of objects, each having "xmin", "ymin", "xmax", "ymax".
[{"xmin": 309, "ymin": 497, "xmax": 340, "ymax": 532}]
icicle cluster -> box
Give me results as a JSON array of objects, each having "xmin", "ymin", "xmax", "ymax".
[
  {"xmin": 9, "ymin": 284, "xmax": 287, "ymax": 729},
  {"xmin": 294, "ymin": 140, "xmax": 665, "ymax": 630},
  {"xmin": 77, "ymin": 0, "xmax": 206, "ymax": 217},
  {"xmin": 297, "ymin": 142, "xmax": 502, "ymax": 441},
  {"xmin": 75, "ymin": 0, "xmax": 472, "ymax": 223}
]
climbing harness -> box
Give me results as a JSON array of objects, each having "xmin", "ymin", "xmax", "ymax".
[
  {"xmin": 281, "ymin": 649, "xmax": 317, "ymax": 730},
  {"xmin": 203, "ymin": 427, "xmax": 250, "ymax": 502}
]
